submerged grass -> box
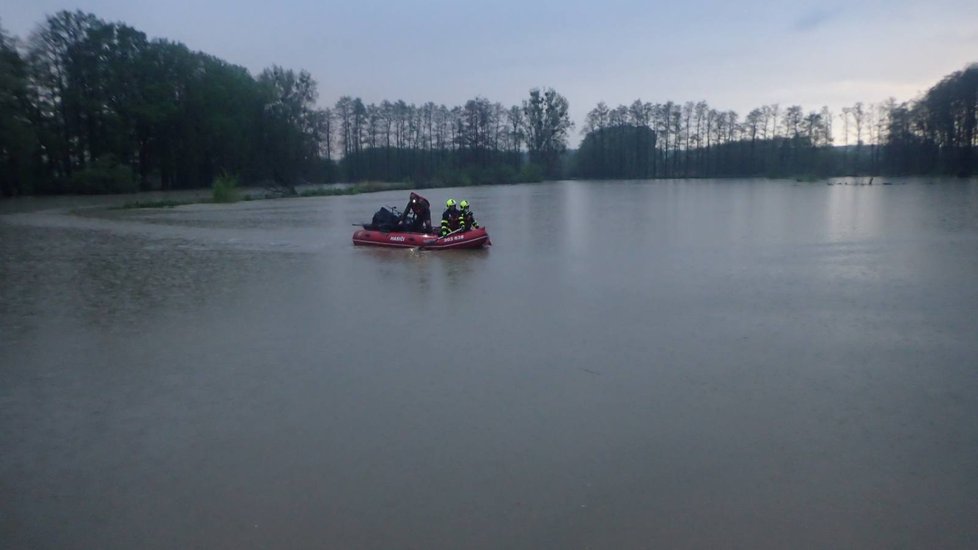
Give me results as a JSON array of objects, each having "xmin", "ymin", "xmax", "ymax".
[
  {"xmin": 116, "ymin": 199, "xmax": 198, "ymax": 209},
  {"xmin": 298, "ymin": 181, "xmax": 411, "ymax": 197},
  {"xmin": 119, "ymin": 178, "xmax": 467, "ymax": 209}
]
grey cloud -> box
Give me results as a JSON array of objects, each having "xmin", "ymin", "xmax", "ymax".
[{"xmin": 793, "ymin": 7, "xmax": 843, "ymax": 32}]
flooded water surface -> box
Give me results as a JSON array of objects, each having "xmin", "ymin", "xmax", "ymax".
[{"xmin": 2, "ymin": 179, "xmax": 977, "ymax": 548}]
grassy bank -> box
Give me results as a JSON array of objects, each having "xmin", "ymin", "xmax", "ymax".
[
  {"xmin": 118, "ymin": 174, "xmax": 530, "ymax": 209},
  {"xmin": 115, "ymin": 199, "xmax": 199, "ymax": 209},
  {"xmin": 118, "ymin": 181, "xmax": 420, "ymax": 209}
]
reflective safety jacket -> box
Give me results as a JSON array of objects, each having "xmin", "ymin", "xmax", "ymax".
[
  {"xmin": 441, "ymin": 207, "xmax": 461, "ymax": 235},
  {"xmin": 461, "ymin": 209, "xmax": 479, "ymax": 230}
]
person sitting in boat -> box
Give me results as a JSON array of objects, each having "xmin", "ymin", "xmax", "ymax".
[
  {"xmin": 398, "ymin": 192, "xmax": 432, "ymax": 233},
  {"xmin": 440, "ymin": 198, "xmax": 462, "ymax": 236},
  {"xmin": 459, "ymin": 200, "xmax": 479, "ymax": 231}
]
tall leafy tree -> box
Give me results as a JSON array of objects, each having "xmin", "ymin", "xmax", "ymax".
[
  {"xmin": 0, "ymin": 22, "xmax": 40, "ymax": 195},
  {"xmin": 258, "ymin": 66, "xmax": 325, "ymax": 192},
  {"xmin": 26, "ymin": 10, "xmax": 101, "ymax": 180},
  {"xmin": 522, "ymin": 87, "xmax": 572, "ymax": 177}
]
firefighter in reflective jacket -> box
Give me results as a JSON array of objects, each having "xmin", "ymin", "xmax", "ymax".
[
  {"xmin": 441, "ymin": 199, "xmax": 462, "ymax": 236},
  {"xmin": 459, "ymin": 199, "xmax": 479, "ymax": 231}
]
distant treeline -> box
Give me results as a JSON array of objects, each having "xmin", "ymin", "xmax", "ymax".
[
  {"xmin": 0, "ymin": 11, "xmax": 975, "ymax": 197},
  {"xmin": 576, "ymin": 103, "xmax": 835, "ymax": 178},
  {"xmin": 0, "ymin": 11, "xmax": 570, "ymax": 196},
  {"xmin": 331, "ymin": 91, "xmax": 570, "ymax": 186},
  {"xmin": 575, "ymin": 65, "xmax": 977, "ymax": 179}
]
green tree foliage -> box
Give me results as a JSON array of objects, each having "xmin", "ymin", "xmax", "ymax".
[
  {"xmin": 4, "ymin": 10, "xmax": 972, "ymax": 196},
  {"xmin": 523, "ymin": 88, "xmax": 572, "ymax": 177},
  {"xmin": 69, "ymin": 155, "xmax": 136, "ymax": 194},
  {"xmin": 577, "ymin": 125, "xmax": 656, "ymax": 178},
  {"xmin": 13, "ymin": 10, "xmax": 330, "ymax": 194},
  {"xmin": 337, "ymin": 94, "xmax": 528, "ymax": 185},
  {"xmin": 257, "ymin": 66, "xmax": 330, "ymax": 193},
  {"xmin": 882, "ymin": 64, "xmax": 977, "ymax": 176},
  {"xmin": 0, "ymin": 22, "xmax": 41, "ymax": 196},
  {"xmin": 576, "ymin": 99, "xmax": 837, "ymax": 178},
  {"xmin": 25, "ymin": 10, "xmax": 101, "ymax": 186}
]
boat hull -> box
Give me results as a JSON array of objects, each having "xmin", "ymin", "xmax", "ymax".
[{"xmin": 352, "ymin": 227, "xmax": 491, "ymax": 249}]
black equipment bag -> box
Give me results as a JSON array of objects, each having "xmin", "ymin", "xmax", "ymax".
[{"xmin": 365, "ymin": 207, "xmax": 400, "ymax": 232}]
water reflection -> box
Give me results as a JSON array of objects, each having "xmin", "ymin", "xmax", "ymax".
[
  {"xmin": 433, "ymin": 249, "xmax": 489, "ymax": 291},
  {"xmin": 563, "ymin": 181, "xmax": 596, "ymax": 254},
  {"xmin": 350, "ymin": 246, "xmax": 493, "ymax": 309},
  {"xmin": 824, "ymin": 184, "xmax": 885, "ymax": 243}
]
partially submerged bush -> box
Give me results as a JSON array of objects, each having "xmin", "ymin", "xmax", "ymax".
[
  {"xmin": 70, "ymin": 156, "xmax": 138, "ymax": 194},
  {"xmin": 516, "ymin": 163, "xmax": 543, "ymax": 183},
  {"xmin": 212, "ymin": 173, "xmax": 240, "ymax": 203}
]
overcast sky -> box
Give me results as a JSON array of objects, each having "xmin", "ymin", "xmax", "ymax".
[{"xmin": 3, "ymin": 0, "xmax": 976, "ymax": 143}]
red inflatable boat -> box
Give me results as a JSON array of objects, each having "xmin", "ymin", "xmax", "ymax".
[{"xmin": 352, "ymin": 227, "xmax": 491, "ymax": 249}]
